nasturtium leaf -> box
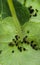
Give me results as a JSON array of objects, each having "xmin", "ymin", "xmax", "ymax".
[{"xmin": 0, "ymin": 0, "xmax": 40, "ymax": 65}]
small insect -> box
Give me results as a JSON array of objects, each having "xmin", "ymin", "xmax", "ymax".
[
  {"xmin": 35, "ymin": 9, "xmax": 38, "ymax": 12},
  {"xmin": 27, "ymin": 30, "xmax": 29, "ymax": 33},
  {"xmin": 8, "ymin": 42, "xmax": 14, "ymax": 47},
  {"xmin": 15, "ymin": 35, "xmax": 20, "ymax": 40},
  {"xmin": 18, "ymin": 46, "xmax": 22, "ymax": 52},
  {"xmin": 30, "ymin": 9, "xmax": 34, "ymax": 14},
  {"xmin": 23, "ymin": 36, "xmax": 27, "ymax": 43},
  {"xmin": 23, "ymin": 48, "xmax": 26, "ymax": 51},
  {"xmin": 21, "ymin": 41, "xmax": 23, "ymax": 44},
  {"xmin": 12, "ymin": 50, "xmax": 14, "ymax": 53},
  {"xmin": 12, "ymin": 39, "xmax": 16, "ymax": 43},
  {"xmin": 31, "ymin": 40, "xmax": 34, "ymax": 43},
  {"xmin": 28, "ymin": 6, "xmax": 32, "ymax": 10},
  {"xmin": 23, "ymin": 36, "xmax": 29, "ymax": 44},
  {"xmin": 16, "ymin": 43, "xmax": 18, "ymax": 46},
  {"xmin": 33, "ymin": 13, "xmax": 37, "ymax": 17}
]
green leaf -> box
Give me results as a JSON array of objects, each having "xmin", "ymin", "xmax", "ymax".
[
  {"xmin": 13, "ymin": 0, "xmax": 30, "ymax": 25},
  {"xmin": 0, "ymin": 0, "xmax": 40, "ymax": 65},
  {"xmin": 0, "ymin": 0, "xmax": 11, "ymax": 20}
]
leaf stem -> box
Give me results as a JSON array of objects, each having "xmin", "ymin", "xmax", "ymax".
[{"xmin": 7, "ymin": 0, "xmax": 22, "ymax": 38}]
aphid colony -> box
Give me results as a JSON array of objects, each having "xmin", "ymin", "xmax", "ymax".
[
  {"xmin": 8, "ymin": 33, "xmax": 40, "ymax": 53},
  {"xmin": 28, "ymin": 6, "xmax": 38, "ymax": 17},
  {"xmin": 9, "ymin": 35, "xmax": 27, "ymax": 53}
]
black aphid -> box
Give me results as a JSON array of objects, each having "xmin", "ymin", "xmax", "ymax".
[
  {"xmin": 33, "ymin": 44, "xmax": 37, "ymax": 47},
  {"xmin": 33, "ymin": 13, "xmax": 37, "ymax": 17},
  {"xmin": 25, "ymin": 36, "xmax": 28, "ymax": 38},
  {"xmin": 18, "ymin": 47, "xmax": 22, "ymax": 52},
  {"xmin": 23, "ymin": 37, "xmax": 27, "ymax": 43},
  {"xmin": 18, "ymin": 46, "xmax": 20, "ymax": 50},
  {"xmin": 12, "ymin": 39, "xmax": 16, "ymax": 43},
  {"xmin": 23, "ymin": 36, "xmax": 29, "ymax": 44},
  {"xmin": 23, "ymin": 36, "xmax": 27, "ymax": 40},
  {"xmin": 35, "ymin": 9, "xmax": 38, "ymax": 12},
  {"xmin": 32, "ymin": 44, "xmax": 37, "ymax": 49},
  {"xmin": 16, "ymin": 43, "xmax": 18, "ymax": 46},
  {"xmin": 23, "ymin": 48, "xmax": 26, "ymax": 51},
  {"xmin": 31, "ymin": 40, "xmax": 34, "ymax": 43},
  {"xmin": 15, "ymin": 35, "xmax": 20, "ymax": 40},
  {"xmin": 0, "ymin": 50, "xmax": 2, "ymax": 54},
  {"xmin": 28, "ymin": 6, "xmax": 32, "ymax": 10},
  {"xmin": 35, "ymin": 48, "xmax": 38, "ymax": 50},
  {"xmin": 27, "ymin": 30, "xmax": 29, "ymax": 33},
  {"xmin": 21, "ymin": 41, "xmax": 23, "ymax": 44},
  {"xmin": 30, "ymin": 9, "xmax": 34, "ymax": 14},
  {"xmin": 31, "ymin": 43, "xmax": 37, "ymax": 50},
  {"xmin": 12, "ymin": 50, "xmax": 14, "ymax": 53},
  {"xmin": 29, "ymin": 6, "xmax": 32, "ymax": 8},
  {"xmin": 9, "ymin": 42, "xmax": 14, "ymax": 47}
]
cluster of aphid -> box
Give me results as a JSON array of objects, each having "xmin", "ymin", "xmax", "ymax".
[
  {"xmin": 0, "ymin": 34, "xmax": 40, "ymax": 54},
  {"xmin": 8, "ymin": 33, "xmax": 40, "ymax": 53},
  {"xmin": 28, "ymin": 6, "xmax": 38, "ymax": 17},
  {"xmin": 9, "ymin": 35, "xmax": 27, "ymax": 53}
]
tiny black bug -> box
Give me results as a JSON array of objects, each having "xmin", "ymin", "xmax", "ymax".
[
  {"xmin": 23, "ymin": 37, "xmax": 29, "ymax": 44},
  {"xmin": 30, "ymin": 9, "xmax": 34, "ymax": 14},
  {"xmin": 16, "ymin": 43, "xmax": 18, "ymax": 46},
  {"xmin": 31, "ymin": 40, "xmax": 34, "ymax": 43},
  {"xmin": 15, "ymin": 35, "xmax": 20, "ymax": 40},
  {"xmin": 28, "ymin": 6, "xmax": 32, "ymax": 10},
  {"xmin": 27, "ymin": 30, "xmax": 29, "ymax": 33},
  {"xmin": 29, "ymin": 6, "xmax": 32, "ymax": 8},
  {"xmin": 23, "ymin": 38, "xmax": 27, "ymax": 43},
  {"xmin": 23, "ymin": 36, "xmax": 27, "ymax": 43},
  {"xmin": 21, "ymin": 41, "xmax": 23, "ymax": 44},
  {"xmin": 12, "ymin": 39, "xmax": 16, "ymax": 43},
  {"xmin": 18, "ymin": 47, "xmax": 22, "ymax": 52},
  {"xmin": 35, "ymin": 48, "xmax": 38, "ymax": 50},
  {"xmin": 9, "ymin": 42, "xmax": 14, "ymax": 47},
  {"xmin": 23, "ymin": 48, "xmax": 26, "ymax": 51},
  {"xmin": 12, "ymin": 50, "xmax": 14, "ymax": 53},
  {"xmin": 33, "ymin": 13, "xmax": 37, "ymax": 17},
  {"xmin": 35, "ymin": 9, "xmax": 38, "ymax": 12}
]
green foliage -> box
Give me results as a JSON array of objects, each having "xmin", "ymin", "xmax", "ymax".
[
  {"xmin": 0, "ymin": 0, "xmax": 11, "ymax": 19},
  {"xmin": 13, "ymin": 0, "xmax": 30, "ymax": 25},
  {"xmin": 0, "ymin": 0, "xmax": 40, "ymax": 65}
]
